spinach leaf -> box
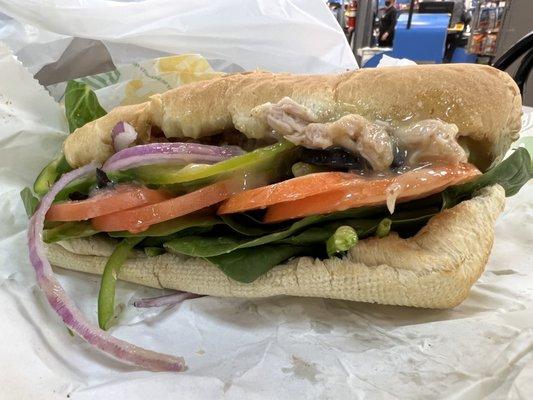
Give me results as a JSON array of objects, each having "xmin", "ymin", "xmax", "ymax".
[
  {"xmin": 165, "ymin": 209, "xmax": 437, "ymax": 258},
  {"xmin": 64, "ymin": 80, "xmax": 107, "ymax": 133},
  {"xmin": 165, "ymin": 235, "xmax": 249, "ymax": 257},
  {"xmin": 220, "ymin": 213, "xmax": 288, "ymax": 236},
  {"xmin": 20, "ymin": 187, "xmax": 39, "ymax": 217},
  {"xmin": 30, "ymin": 81, "xmax": 106, "ymax": 199},
  {"xmin": 277, "ymin": 226, "xmax": 336, "ymax": 245},
  {"xmin": 109, "ymin": 214, "xmax": 220, "ymax": 238},
  {"xmin": 278, "ymin": 219, "xmax": 382, "ymax": 245},
  {"xmin": 443, "ymin": 147, "xmax": 532, "ymax": 208},
  {"xmin": 139, "ymin": 226, "xmax": 215, "ymax": 248},
  {"xmin": 206, "ymin": 245, "xmax": 310, "ymax": 283},
  {"xmin": 164, "ymin": 215, "xmax": 318, "ymax": 257},
  {"xmin": 382, "ymin": 212, "xmax": 434, "ymax": 238},
  {"xmin": 43, "ymin": 221, "xmax": 99, "ymax": 243}
]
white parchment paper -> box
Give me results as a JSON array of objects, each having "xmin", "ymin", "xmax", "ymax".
[
  {"xmin": 0, "ymin": 2, "xmax": 532, "ymax": 399},
  {"xmin": 0, "ymin": 0, "xmax": 357, "ymax": 76}
]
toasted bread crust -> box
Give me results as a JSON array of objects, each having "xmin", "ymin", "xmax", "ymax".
[
  {"xmin": 64, "ymin": 65, "xmax": 522, "ymax": 170},
  {"xmin": 46, "ymin": 185, "xmax": 505, "ymax": 309}
]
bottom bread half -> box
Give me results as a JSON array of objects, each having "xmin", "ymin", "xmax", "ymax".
[{"xmin": 46, "ymin": 185, "xmax": 505, "ymax": 309}]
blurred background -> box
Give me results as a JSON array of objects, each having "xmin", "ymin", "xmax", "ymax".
[
  {"xmin": 0, "ymin": 0, "xmax": 530, "ymax": 105},
  {"xmin": 328, "ymin": 0, "xmax": 532, "ymax": 104}
]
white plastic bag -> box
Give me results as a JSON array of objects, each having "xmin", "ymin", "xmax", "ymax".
[{"xmin": 0, "ymin": 0, "xmax": 357, "ymax": 75}]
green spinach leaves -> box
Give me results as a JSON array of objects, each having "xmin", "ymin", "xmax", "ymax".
[
  {"xmin": 64, "ymin": 80, "xmax": 107, "ymax": 133},
  {"xmin": 442, "ymin": 147, "xmax": 532, "ymax": 208},
  {"xmin": 28, "ymin": 80, "xmax": 107, "ymax": 202}
]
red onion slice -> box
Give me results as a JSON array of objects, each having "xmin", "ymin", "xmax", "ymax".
[
  {"xmin": 102, "ymin": 142, "xmax": 244, "ymax": 172},
  {"xmin": 133, "ymin": 291, "xmax": 204, "ymax": 308},
  {"xmin": 112, "ymin": 122, "xmax": 138, "ymax": 152},
  {"xmin": 28, "ymin": 162, "xmax": 186, "ymax": 372}
]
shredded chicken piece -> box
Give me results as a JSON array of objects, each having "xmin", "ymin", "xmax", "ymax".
[
  {"xmin": 394, "ymin": 120, "xmax": 468, "ymax": 165},
  {"xmin": 252, "ymin": 98, "xmax": 468, "ymax": 170},
  {"xmin": 252, "ymin": 97, "xmax": 394, "ymax": 171}
]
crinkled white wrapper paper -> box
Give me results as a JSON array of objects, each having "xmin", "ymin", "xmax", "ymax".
[{"xmin": 0, "ymin": 1, "xmax": 533, "ymax": 399}]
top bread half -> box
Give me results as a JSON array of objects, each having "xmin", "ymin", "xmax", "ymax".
[{"xmin": 64, "ymin": 64, "xmax": 522, "ymax": 171}]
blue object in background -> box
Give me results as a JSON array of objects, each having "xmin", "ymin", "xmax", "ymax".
[
  {"xmin": 363, "ymin": 51, "xmax": 393, "ymax": 67},
  {"xmin": 392, "ymin": 13, "xmax": 449, "ymax": 64}
]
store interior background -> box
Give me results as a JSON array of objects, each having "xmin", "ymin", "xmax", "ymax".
[
  {"xmin": 1, "ymin": 1, "xmax": 530, "ymax": 106},
  {"xmin": 332, "ymin": 0, "xmax": 532, "ymax": 105}
]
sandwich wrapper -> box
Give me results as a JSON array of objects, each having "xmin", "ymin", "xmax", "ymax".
[{"xmin": 0, "ymin": 2, "xmax": 532, "ymax": 399}]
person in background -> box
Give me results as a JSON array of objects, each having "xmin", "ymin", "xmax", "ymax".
[
  {"xmin": 444, "ymin": 0, "xmax": 470, "ymax": 62},
  {"xmin": 450, "ymin": 0, "xmax": 466, "ymax": 26},
  {"xmin": 378, "ymin": 0, "xmax": 398, "ymax": 47},
  {"xmin": 328, "ymin": 0, "xmax": 346, "ymax": 30}
]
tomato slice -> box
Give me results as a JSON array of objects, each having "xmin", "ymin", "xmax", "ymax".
[
  {"xmin": 45, "ymin": 185, "xmax": 171, "ymax": 222},
  {"xmin": 218, "ymin": 172, "xmax": 355, "ymax": 214},
  {"xmin": 91, "ymin": 180, "xmax": 234, "ymax": 233},
  {"xmin": 264, "ymin": 163, "xmax": 481, "ymax": 223}
]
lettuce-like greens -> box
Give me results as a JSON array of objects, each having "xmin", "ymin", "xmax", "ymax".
[
  {"xmin": 31, "ymin": 81, "xmax": 107, "ymax": 198},
  {"xmin": 20, "ymin": 187, "xmax": 39, "ymax": 217},
  {"xmin": 35, "ymin": 146, "xmax": 533, "ymax": 284},
  {"xmin": 65, "ymin": 80, "xmax": 107, "ymax": 133}
]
